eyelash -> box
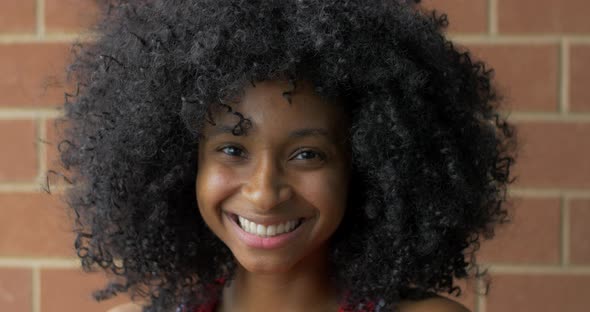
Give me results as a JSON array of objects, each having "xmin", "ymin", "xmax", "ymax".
[
  {"xmin": 216, "ymin": 145, "xmax": 325, "ymax": 161},
  {"xmin": 292, "ymin": 149, "xmax": 325, "ymax": 161},
  {"xmin": 218, "ymin": 145, "xmax": 245, "ymax": 158}
]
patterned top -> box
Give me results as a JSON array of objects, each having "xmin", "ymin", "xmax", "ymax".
[
  {"xmin": 190, "ymin": 297, "xmax": 377, "ymax": 312},
  {"xmin": 179, "ymin": 278, "xmax": 380, "ymax": 312}
]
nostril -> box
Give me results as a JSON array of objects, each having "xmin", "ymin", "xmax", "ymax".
[{"xmin": 241, "ymin": 187, "xmax": 294, "ymax": 211}]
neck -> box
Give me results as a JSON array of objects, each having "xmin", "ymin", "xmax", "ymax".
[{"xmin": 219, "ymin": 246, "xmax": 341, "ymax": 312}]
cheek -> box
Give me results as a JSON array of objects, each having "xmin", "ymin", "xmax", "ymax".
[
  {"xmin": 298, "ymin": 167, "xmax": 349, "ymax": 217},
  {"xmin": 196, "ymin": 164, "xmax": 237, "ymax": 213}
]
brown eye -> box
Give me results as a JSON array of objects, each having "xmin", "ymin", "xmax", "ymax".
[
  {"xmin": 218, "ymin": 145, "xmax": 245, "ymax": 158},
  {"xmin": 292, "ymin": 149, "xmax": 325, "ymax": 161}
]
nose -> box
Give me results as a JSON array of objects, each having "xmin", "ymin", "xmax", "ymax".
[{"xmin": 241, "ymin": 154, "xmax": 293, "ymax": 211}]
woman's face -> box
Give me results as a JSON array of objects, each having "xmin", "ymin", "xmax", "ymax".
[{"xmin": 196, "ymin": 80, "xmax": 351, "ymax": 273}]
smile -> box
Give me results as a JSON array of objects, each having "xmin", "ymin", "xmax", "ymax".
[
  {"xmin": 236, "ymin": 215, "xmax": 303, "ymax": 237},
  {"xmin": 225, "ymin": 213, "xmax": 308, "ymax": 249}
]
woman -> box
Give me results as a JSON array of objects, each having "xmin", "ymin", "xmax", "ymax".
[{"xmin": 57, "ymin": 0, "xmax": 517, "ymax": 311}]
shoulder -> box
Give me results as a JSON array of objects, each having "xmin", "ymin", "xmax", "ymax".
[
  {"xmin": 106, "ymin": 303, "xmax": 143, "ymax": 312},
  {"xmin": 398, "ymin": 295, "xmax": 470, "ymax": 312}
]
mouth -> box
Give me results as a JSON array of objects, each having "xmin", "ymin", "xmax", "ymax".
[{"xmin": 228, "ymin": 213, "xmax": 305, "ymax": 238}]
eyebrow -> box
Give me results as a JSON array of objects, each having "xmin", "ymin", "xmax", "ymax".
[
  {"xmin": 288, "ymin": 128, "xmax": 330, "ymax": 139},
  {"xmin": 206, "ymin": 125, "xmax": 332, "ymax": 139}
]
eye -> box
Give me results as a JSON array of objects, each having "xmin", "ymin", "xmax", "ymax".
[
  {"xmin": 218, "ymin": 145, "xmax": 246, "ymax": 158},
  {"xmin": 292, "ymin": 149, "xmax": 325, "ymax": 161}
]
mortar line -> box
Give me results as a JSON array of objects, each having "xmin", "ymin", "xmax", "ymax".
[
  {"xmin": 485, "ymin": 264, "xmax": 590, "ymax": 274},
  {"xmin": 36, "ymin": 0, "xmax": 45, "ymax": 39},
  {"xmin": 0, "ymin": 183, "xmax": 45, "ymax": 193},
  {"xmin": 559, "ymin": 196, "xmax": 566, "ymax": 267},
  {"xmin": 32, "ymin": 266, "xmax": 40, "ymax": 312},
  {"xmin": 0, "ymin": 182, "xmax": 69, "ymax": 193},
  {"xmin": 450, "ymin": 35, "xmax": 590, "ymax": 44},
  {"xmin": 476, "ymin": 277, "xmax": 486, "ymax": 312},
  {"xmin": 510, "ymin": 188, "xmax": 590, "ymax": 198},
  {"xmin": 487, "ymin": 0, "xmax": 498, "ymax": 36},
  {"xmin": 559, "ymin": 38, "xmax": 570, "ymax": 113},
  {"xmin": 569, "ymin": 37, "xmax": 590, "ymax": 44},
  {"xmin": 36, "ymin": 118, "xmax": 47, "ymax": 189},
  {"xmin": 0, "ymin": 108, "xmax": 62, "ymax": 119},
  {"xmin": 0, "ymin": 258, "xmax": 79, "ymax": 268},
  {"xmin": 451, "ymin": 35, "xmax": 557, "ymax": 44},
  {"xmin": 0, "ymin": 33, "xmax": 97, "ymax": 44},
  {"xmin": 509, "ymin": 112, "xmax": 590, "ymax": 121},
  {"xmin": 561, "ymin": 197, "xmax": 571, "ymax": 266}
]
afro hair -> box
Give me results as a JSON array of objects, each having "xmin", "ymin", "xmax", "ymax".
[{"xmin": 55, "ymin": 0, "xmax": 518, "ymax": 311}]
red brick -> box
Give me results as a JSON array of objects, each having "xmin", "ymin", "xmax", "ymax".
[
  {"xmin": 45, "ymin": 118, "xmax": 72, "ymax": 189},
  {"xmin": 468, "ymin": 44, "xmax": 559, "ymax": 112},
  {"xmin": 420, "ymin": 0, "xmax": 488, "ymax": 34},
  {"xmin": 478, "ymin": 198, "xmax": 561, "ymax": 264},
  {"xmin": 0, "ymin": 0, "xmax": 36, "ymax": 33},
  {"xmin": 570, "ymin": 200, "xmax": 590, "ymax": 264},
  {"xmin": 512, "ymin": 121, "xmax": 590, "ymax": 188},
  {"xmin": 486, "ymin": 274, "xmax": 590, "ymax": 312},
  {"xmin": 570, "ymin": 45, "xmax": 590, "ymax": 112},
  {"xmin": 0, "ymin": 120, "xmax": 37, "ymax": 181},
  {"xmin": 0, "ymin": 193, "xmax": 75, "ymax": 257},
  {"xmin": 41, "ymin": 269, "xmax": 132, "ymax": 312},
  {"xmin": 498, "ymin": 0, "xmax": 590, "ymax": 33},
  {"xmin": 46, "ymin": 118, "xmax": 59, "ymax": 169},
  {"xmin": 0, "ymin": 43, "xmax": 72, "ymax": 107},
  {"xmin": 0, "ymin": 268, "xmax": 31, "ymax": 312},
  {"xmin": 45, "ymin": 0, "xmax": 100, "ymax": 33}
]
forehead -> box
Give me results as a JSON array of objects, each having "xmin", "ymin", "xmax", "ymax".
[{"xmin": 204, "ymin": 80, "xmax": 348, "ymax": 135}]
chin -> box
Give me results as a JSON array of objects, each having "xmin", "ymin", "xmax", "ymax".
[{"xmin": 234, "ymin": 252, "xmax": 301, "ymax": 274}]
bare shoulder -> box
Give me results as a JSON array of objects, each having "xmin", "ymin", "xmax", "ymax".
[
  {"xmin": 398, "ymin": 295, "xmax": 470, "ymax": 312},
  {"xmin": 106, "ymin": 302, "xmax": 143, "ymax": 312}
]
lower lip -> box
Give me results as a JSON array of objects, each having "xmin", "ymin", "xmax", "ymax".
[{"xmin": 225, "ymin": 213, "xmax": 307, "ymax": 250}]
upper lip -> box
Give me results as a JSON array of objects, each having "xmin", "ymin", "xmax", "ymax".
[{"xmin": 225, "ymin": 212, "xmax": 306, "ymax": 226}]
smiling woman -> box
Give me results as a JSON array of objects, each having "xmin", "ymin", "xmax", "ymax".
[
  {"xmin": 196, "ymin": 82, "xmax": 350, "ymax": 273},
  {"xmin": 194, "ymin": 80, "xmax": 351, "ymax": 310},
  {"xmin": 56, "ymin": 0, "xmax": 517, "ymax": 311}
]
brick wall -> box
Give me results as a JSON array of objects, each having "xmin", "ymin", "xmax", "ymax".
[{"xmin": 0, "ymin": 1, "xmax": 588, "ymax": 311}]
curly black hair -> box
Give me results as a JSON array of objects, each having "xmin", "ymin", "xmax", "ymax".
[{"xmin": 53, "ymin": 0, "xmax": 518, "ymax": 311}]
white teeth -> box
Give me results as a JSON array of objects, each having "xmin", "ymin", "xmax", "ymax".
[
  {"xmin": 237, "ymin": 215, "xmax": 301, "ymax": 237},
  {"xmin": 267, "ymin": 225, "xmax": 276, "ymax": 236},
  {"xmin": 285, "ymin": 221, "xmax": 292, "ymax": 232},
  {"xmin": 256, "ymin": 224, "xmax": 265, "ymax": 236},
  {"xmin": 287, "ymin": 220, "xmax": 295, "ymax": 232}
]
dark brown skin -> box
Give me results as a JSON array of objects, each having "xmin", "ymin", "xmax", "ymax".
[
  {"xmin": 106, "ymin": 80, "xmax": 470, "ymax": 312},
  {"xmin": 196, "ymin": 80, "xmax": 350, "ymax": 311}
]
